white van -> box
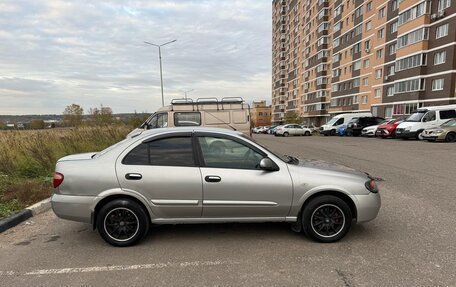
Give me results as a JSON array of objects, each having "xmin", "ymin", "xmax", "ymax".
[
  {"xmin": 395, "ymin": 104, "xmax": 456, "ymax": 139},
  {"xmin": 128, "ymin": 97, "xmax": 251, "ymax": 137},
  {"xmin": 320, "ymin": 112, "xmax": 372, "ymax": 136}
]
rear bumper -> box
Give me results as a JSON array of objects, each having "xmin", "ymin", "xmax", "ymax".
[
  {"xmin": 353, "ymin": 192, "xmax": 381, "ymax": 223},
  {"xmin": 51, "ymin": 193, "xmax": 95, "ymax": 223}
]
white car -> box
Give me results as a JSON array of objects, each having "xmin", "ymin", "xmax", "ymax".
[
  {"xmin": 361, "ymin": 120, "xmax": 389, "ymax": 137},
  {"xmin": 252, "ymin": 126, "xmax": 264, "ymax": 134},
  {"xmin": 275, "ymin": 124, "xmax": 312, "ymax": 137}
]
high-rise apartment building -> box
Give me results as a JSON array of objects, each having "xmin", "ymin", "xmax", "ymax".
[{"xmin": 272, "ymin": 0, "xmax": 456, "ymax": 126}]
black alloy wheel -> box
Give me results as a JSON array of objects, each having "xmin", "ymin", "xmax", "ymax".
[
  {"xmin": 445, "ymin": 132, "xmax": 456, "ymax": 142},
  {"xmin": 302, "ymin": 195, "xmax": 352, "ymax": 243},
  {"xmin": 97, "ymin": 199, "xmax": 150, "ymax": 247}
]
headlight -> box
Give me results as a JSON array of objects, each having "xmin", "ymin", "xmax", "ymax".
[
  {"xmin": 404, "ymin": 126, "xmax": 411, "ymax": 132},
  {"xmin": 365, "ymin": 179, "xmax": 378, "ymax": 193},
  {"xmin": 434, "ymin": 129, "xmax": 444, "ymax": 134}
]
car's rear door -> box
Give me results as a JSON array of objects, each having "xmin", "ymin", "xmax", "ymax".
[
  {"xmin": 195, "ymin": 133, "xmax": 293, "ymax": 219},
  {"xmin": 116, "ymin": 133, "xmax": 202, "ymax": 219}
]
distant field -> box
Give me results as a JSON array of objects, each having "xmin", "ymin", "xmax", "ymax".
[{"xmin": 0, "ymin": 125, "xmax": 132, "ymax": 218}]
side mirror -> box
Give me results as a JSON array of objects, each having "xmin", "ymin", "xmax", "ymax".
[{"xmin": 260, "ymin": 158, "xmax": 279, "ymax": 172}]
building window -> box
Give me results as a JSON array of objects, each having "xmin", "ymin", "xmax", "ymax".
[
  {"xmin": 389, "ymin": 43, "xmax": 397, "ymax": 55},
  {"xmin": 375, "ymin": 88, "xmax": 382, "ymax": 98},
  {"xmin": 365, "ymin": 40, "xmax": 371, "ymax": 51},
  {"xmin": 438, "ymin": 0, "xmax": 451, "ymax": 11},
  {"xmin": 432, "ymin": 79, "xmax": 444, "ymax": 91},
  {"xmin": 378, "ymin": 28, "xmax": 384, "ymax": 39},
  {"xmin": 378, "ymin": 7, "xmax": 385, "ymax": 19},
  {"xmin": 395, "ymin": 53, "xmax": 427, "ymax": 72},
  {"xmin": 391, "ymin": 21, "xmax": 398, "ymax": 33},
  {"xmin": 353, "ymin": 95, "xmax": 359, "ymax": 104},
  {"xmin": 388, "ymin": 65, "xmax": 395, "ymax": 76},
  {"xmin": 376, "ymin": 49, "xmax": 384, "ymax": 59},
  {"xmin": 436, "ymin": 24, "xmax": 449, "ymax": 39},
  {"xmin": 362, "ymin": 95, "xmax": 368, "ymax": 104},
  {"xmin": 353, "ymin": 60, "xmax": 361, "ymax": 70},
  {"xmin": 397, "ymin": 28, "xmax": 429, "ymax": 49},
  {"xmin": 366, "ymin": 1, "xmax": 372, "ymax": 11},
  {"xmin": 364, "ymin": 59, "xmax": 370, "ymax": 68},
  {"xmin": 394, "ymin": 78, "xmax": 425, "ymax": 93},
  {"xmin": 434, "ymin": 51, "xmax": 446, "ymax": 65},
  {"xmin": 385, "ymin": 107, "xmax": 393, "ymax": 118},
  {"xmin": 386, "ymin": 86, "xmax": 395, "ymax": 96},
  {"xmin": 366, "ymin": 21, "xmax": 372, "ymax": 31},
  {"xmin": 375, "ymin": 69, "xmax": 382, "ymax": 79},
  {"xmin": 398, "ymin": 2, "xmax": 428, "ymax": 26},
  {"xmin": 363, "ymin": 77, "xmax": 369, "ymax": 86},
  {"xmin": 392, "ymin": 0, "xmax": 398, "ymax": 10}
]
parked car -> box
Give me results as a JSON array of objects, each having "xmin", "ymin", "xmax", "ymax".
[
  {"xmin": 361, "ymin": 119, "xmax": 390, "ymax": 137},
  {"xmin": 421, "ymin": 119, "xmax": 456, "ymax": 142},
  {"xmin": 375, "ymin": 118, "xmax": 404, "ymax": 138},
  {"xmin": 320, "ymin": 113, "xmax": 372, "ymax": 136},
  {"xmin": 252, "ymin": 126, "xmax": 265, "ymax": 134},
  {"xmin": 346, "ymin": 117, "xmax": 385, "ymax": 136},
  {"xmin": 266, "ymin": 125, "xmax": 278, "ymax": 134},
  {"xmin": 275, "ymin": 124, "xmax": 312, "ymax": 136},
  {"xmin": 51, "ymin": 127, "xmax": 381, "ymax": 247},
  {"xmin": 395, "ymin": 105, "xmax": 456, "ymax": 139},
  {"xmin": 337, "ymin": 125, "xmax": 348, "ymax": 136}
]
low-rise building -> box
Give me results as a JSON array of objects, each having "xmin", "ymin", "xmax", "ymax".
[{"xmin": 251, "ymin": 100, "xmax": 272, "ymax": 127}]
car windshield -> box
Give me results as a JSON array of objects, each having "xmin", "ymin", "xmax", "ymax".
[
  {"xmin": 441, "ymin": 119, "xmax": 456, "ymax": 127},
  {"xmin": 405, "ymin": 111, "xmax": 426, "ymax": 122},
  {"xmin": 243, "ymin": 135, "xmax": 298, "ymax": 164},
  {"xmin": 326, "ymin": 117, "xmax": 339, "ymax": 125}
]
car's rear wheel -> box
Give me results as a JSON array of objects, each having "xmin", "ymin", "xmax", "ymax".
[
  {"xmin": 305, "ymin": 131, "xmax": 311, "ymax": 136},
  {"xmin": 96, "ymin": 199, "xmax": 150, "ymax": 247},
  {"xmin": 445, "ymin": 132, "xmax": 456, "ymax": 142},
  {"xmin": 283, "ymin": 132, "xmax": 289, "ymax": 137},
  {"xmin": 302, "ymin": 195, "xmax": 352, "ymax": 243}
]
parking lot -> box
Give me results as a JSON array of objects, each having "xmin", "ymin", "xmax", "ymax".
[{"xmin": 1, "ymin": 135, "xmax": 455, "ymax": 286}]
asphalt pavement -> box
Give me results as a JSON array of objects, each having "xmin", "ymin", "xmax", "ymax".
[{"xmin": 1, "ymin": 135, "xmax": 455, "ymax": 286}]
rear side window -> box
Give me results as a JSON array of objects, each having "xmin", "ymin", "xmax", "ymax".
[
  {"xmin": 439, "ymin": 109, "xmax": 456, "ymax": 120},
  {"xmin": 123, "ymin": 137, "xmax": 195, "ymax": 167},
  {"xmin": 174, "ymin": 112, "xmax": 201, "ymax": 126}
]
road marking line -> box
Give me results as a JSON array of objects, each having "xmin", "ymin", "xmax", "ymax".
[{"xmin": 0, "ymin": 260, "xmax": 235, "ymax": 277}]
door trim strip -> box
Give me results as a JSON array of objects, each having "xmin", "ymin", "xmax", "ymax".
[
  {"xmin": 151, "ymin": 199, "xmax": 199, "ymax": 205},
  {"xmin": 203, "ymin": 200, "xmax": 278, "ymax": 206}
]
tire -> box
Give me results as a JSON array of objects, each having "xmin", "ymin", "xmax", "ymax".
[
  {"xmin": 445, "ymin": 132, "xmax": 456, "ymax": 142},
  {"xmin": 416, "ymin": 130, "xmax": 424, "ymax": 140},
  {"xmin": 96, "ymin": 199, "xmax": 150, "ymax": 247},
  {"xmin": 305, "ymin": 131, "xmax": 311, "ymax": 136},
  {"xmin": 302, "ymin": 195, "xmax": 352, "ymax": 243},
  {"xmin": 330, "ymin": 130, "xmax": 336, "ymax": 136},
  {"xmin": 283, "ymin": 132, "xmax": 289, "ymax": 137}
]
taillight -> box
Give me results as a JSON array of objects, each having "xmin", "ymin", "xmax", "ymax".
[
  {"xmin": 365, "ymin": 179, "xmax": 378, "ymax": 193},
  {"xmin": 53, "ymin": 172, "xmax": 64, "ymax": 188}
]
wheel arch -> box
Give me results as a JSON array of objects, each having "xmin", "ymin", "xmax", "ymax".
[
  {"xmin": 299, "ymin": 190, "xmax": 357, "ymax": 222},
  {"xmin": 92, "ymin": 190, "xmax": 153, "ymax": 230}
]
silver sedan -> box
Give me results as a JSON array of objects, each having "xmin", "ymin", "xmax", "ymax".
[{"xmin": 51, "ymin": 127, "xmax": 381, "ymax": 247}]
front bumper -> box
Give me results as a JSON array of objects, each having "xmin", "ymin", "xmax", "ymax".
[
  {"xmin": 395, "ymin": 129, "xmax": 417, "ymax": 139},
  {"xmin": 361, "ymin": 130, "xmax": 375, "ymax": 136},
  {"xmin": 353, "ymin": 192, "xmax": 381, "ymax": 223},
  {"xmin": 320, "ymin": 129, "xmax": 333, "ymax": 135},
  {"xmin": 51, "ymin": 193, "xmax": 95, "ymax": 223}
]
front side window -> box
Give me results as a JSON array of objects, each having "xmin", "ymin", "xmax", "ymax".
[
  {"xmin": 422, "ymin": 111, "xmax": 436, "ymax": 122},
  {"xmin": 123, "ymin": 137, "xmax": 195, "ymax": 167},
  {"xmin": 198, "ymin": 137, "xmax": 263, "ymax": 170},
  {"xmin": 147, "ymin": 113, "xmax": 168, "ymax": 129}
]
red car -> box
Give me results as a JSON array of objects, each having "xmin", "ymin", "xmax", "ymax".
[{"xmin": 375, "ymin": 119, "xmax": 404, "ymax": 138}]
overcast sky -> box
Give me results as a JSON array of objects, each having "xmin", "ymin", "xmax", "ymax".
[{"xmin": 0, "ymin": 0, "xmax": 272, "ymax": 115}]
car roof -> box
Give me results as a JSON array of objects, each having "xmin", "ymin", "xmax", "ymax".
[{"xmin": 132, "ymin": 127, "xmax": 243, "ymax": 142}]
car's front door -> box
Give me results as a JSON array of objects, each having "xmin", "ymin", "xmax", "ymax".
[
  {"xmin": 195, "ymin": 133, "xmax": 293, "ymax": 219},
  {"xmin": 116, "ymin": 134, "xmax": 202, "ymax": 219}
]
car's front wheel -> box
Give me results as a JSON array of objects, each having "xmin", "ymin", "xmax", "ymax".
[
  {"xmin": 96, "ymin": 199, "xmax": 150, "ymax": 247},
  {"xmin": 302, "ymin": 195, "xmax": 352, "ymax": 243},
  {"xmin": 305, "ymin": 131, "xmax": 311, "ymax": 136}
]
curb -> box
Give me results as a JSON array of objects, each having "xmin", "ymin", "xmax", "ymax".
[{"xmin": 0, "ymin": 197, "xmax": 52, "ymax": 233}]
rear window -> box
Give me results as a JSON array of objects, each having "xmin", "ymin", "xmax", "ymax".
[
  {"xmin": 123, "ymin": 137, "xmax": 195, "ymax": 167},
  {"xmin": 174, "ymin": 112, "xmax": 201, "ymax": 126}
]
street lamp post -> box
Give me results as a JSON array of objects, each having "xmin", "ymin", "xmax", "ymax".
[{"xmin": 144, "ymin": 40, "xmax": 176, "ymax": 107}]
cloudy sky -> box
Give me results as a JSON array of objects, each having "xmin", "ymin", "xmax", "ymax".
[{"xmin": 0, "ymin": 0, "xmax": 272, "ymax": 115}]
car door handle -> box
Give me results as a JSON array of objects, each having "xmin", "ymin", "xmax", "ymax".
[
  {"xmin": 205, "ymin": 175, "xmax": 221, "ymax": 183},
  {"xmin": 125, "ymin": 173, "xmax": 142, "ymax": 180}
]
